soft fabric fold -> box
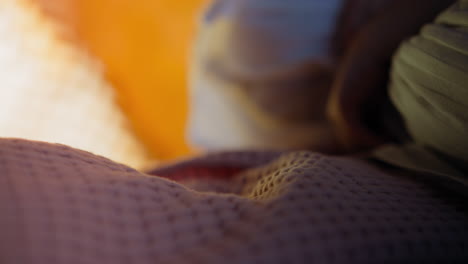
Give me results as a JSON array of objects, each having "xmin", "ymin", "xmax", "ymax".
[{"xmin": 376, "ymin": 1, "xmax": 468, "ymax": 194}]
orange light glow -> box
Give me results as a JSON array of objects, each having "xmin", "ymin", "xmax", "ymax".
[{"xmin": 33, "ymin": 0, "xmax": 207, "ymax": 160}]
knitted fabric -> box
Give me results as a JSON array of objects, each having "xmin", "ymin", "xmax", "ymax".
[{"xmin": 1, "ymin": 138, "xmax": 467, "ymax": 264}]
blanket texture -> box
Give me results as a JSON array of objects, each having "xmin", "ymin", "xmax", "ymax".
[{"xmin": 1, "ymin": 138, "xmax": 467, "ymax": 264}]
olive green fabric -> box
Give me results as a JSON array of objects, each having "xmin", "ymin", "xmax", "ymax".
[
  {"xmin": 375, "ymin": 144, "xmax": 468, "ymax": 196},
  {"xmin": 375, "ymin": 1, "xmax": 468, "ymax": 194}
]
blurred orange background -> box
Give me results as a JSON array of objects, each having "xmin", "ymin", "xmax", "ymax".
[{"xmin": 33, "ymin": 0, "xmax": 206, "ymax": 160}]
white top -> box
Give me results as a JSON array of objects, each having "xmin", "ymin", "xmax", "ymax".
[{"xmin": 188, "ymin": 0, "xmax": 344, "ymax": 151}]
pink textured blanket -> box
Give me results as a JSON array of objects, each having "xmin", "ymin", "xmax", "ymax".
[{"xmin": 1, "ymin": 138, "xmax": 467, "ymax": 263}]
